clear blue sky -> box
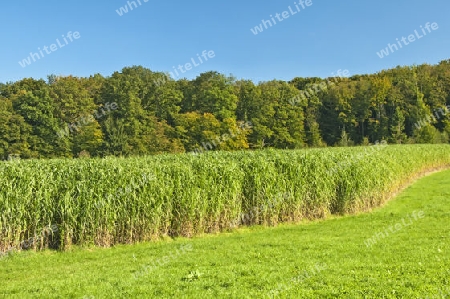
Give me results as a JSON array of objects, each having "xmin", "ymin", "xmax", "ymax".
[{"xmin": 1, "ymin": 0, "xmax": 449, "ymax": 84}]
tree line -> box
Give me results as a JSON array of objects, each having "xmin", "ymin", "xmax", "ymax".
[{"xmin": 1, "ymin": 60, "xmax": 449, "ymax": 159}]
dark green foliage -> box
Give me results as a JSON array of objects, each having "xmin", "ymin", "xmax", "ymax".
[{"xmin": 1, "ymin": 61, "xmax": 450, "ymax": 159}]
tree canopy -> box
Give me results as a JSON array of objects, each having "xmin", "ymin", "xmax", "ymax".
[{"xmin": 1, "ymin": 61, "xmax": 450, "ymax": 159}]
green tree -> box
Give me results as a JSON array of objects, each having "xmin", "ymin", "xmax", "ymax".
[{"xmin": 0, "ymin": 97, "xmax": 33, "ymax": 159}]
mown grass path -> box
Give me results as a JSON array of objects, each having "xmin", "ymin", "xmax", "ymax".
[{"xmin": 1, "ymin": 170, "xmax": 449, "ymax": 298}]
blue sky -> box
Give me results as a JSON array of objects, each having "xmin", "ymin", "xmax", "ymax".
[{"xmin": 1, "ymin": 0, "xmax": 449, "ymax": 84}]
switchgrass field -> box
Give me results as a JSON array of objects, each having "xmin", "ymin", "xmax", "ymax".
[
  {"xmin": 0, "ymin": 167, "xmax": 449, "ymax": 298},
  {"xmin": 1, "ymin": 144, "xmax": 450, "ymax": 252}
]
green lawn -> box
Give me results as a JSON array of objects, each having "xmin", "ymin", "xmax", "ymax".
[{"xmin": 1, "ymin": 170, "xmax": 450, "ymax": 299}]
